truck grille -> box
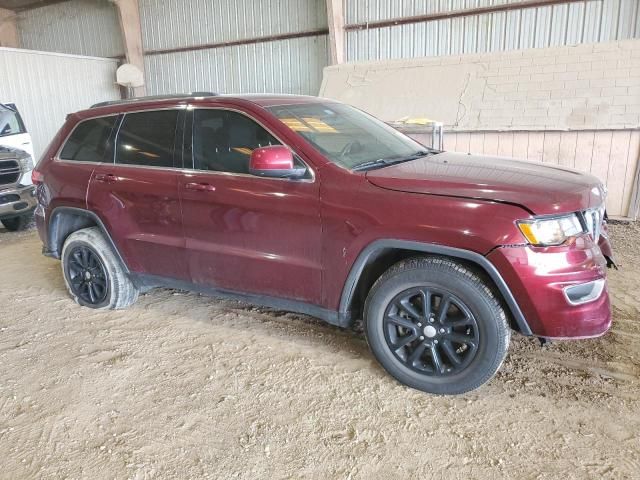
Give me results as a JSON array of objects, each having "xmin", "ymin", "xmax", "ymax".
[
  {"xmin": 581, "ymin": 207, "xmax": 605, "ymax": 243},
  {"xmin": 0, "ymin": 160, "xmax": 20, "ymax": 186}
]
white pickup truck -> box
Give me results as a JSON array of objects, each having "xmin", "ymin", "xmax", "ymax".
[{"xmin": 0, "ymin": 103, "xmax": 36, "ymax": 231}]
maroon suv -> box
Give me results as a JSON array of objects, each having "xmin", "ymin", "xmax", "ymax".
[{"xmin": 34, "ymin": 93, "xmax": 614, "ymax": 394}]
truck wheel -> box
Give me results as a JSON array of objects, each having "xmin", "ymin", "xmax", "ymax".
[
  {"xmin": 61, "ymin": 227, "xmax": 138, "ymax": 309},
  {"xmin": 364, "ymin": 256, "xmax": 510, "ymax": 395},
  {"xmin": 1, "ymin": 214, "xmax": 31, "ymax": 231}
]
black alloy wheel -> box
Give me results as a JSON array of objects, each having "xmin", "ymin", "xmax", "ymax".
[
  {"xmin": 383, "ymin": 287, "xmax": 479, "ymax": 376},
  {"xmin": 65, "ymin": 246, "xmax": 109, "ymax": 305}
]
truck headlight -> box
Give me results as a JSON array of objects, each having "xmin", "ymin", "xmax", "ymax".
[
  {"xmin": 517, "ymin": 214, "xmax": 585, "ymax": 246},
  {"xmin": 17, "ymin": 155, "xmax": 34, "ymax": 172}
]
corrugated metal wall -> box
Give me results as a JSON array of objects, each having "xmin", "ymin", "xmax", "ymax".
[
  {"xmin": 347, "ymin": 0, "xmax": 529, "ymax": 23},
  {"xmin": 0, "ymin": 48, "xmax": 121, "ymax": 158},
  {"xmin": 140, "ymin": 0, "xmax": 327, "ymax": 51},
  {"xmin": 140, "ymin": 0, "xmax": 329, "ymax": 95},
  {"xmin": 16, "ymin": 0, "xmax": 123, "ymax": 58},
  {"xmin": 145, "ymin": 36, "xmax": 329, "ymax": 96},
  {"xmin": 346, "ymin": 0, "xmax": 640, "ymax": 61}
]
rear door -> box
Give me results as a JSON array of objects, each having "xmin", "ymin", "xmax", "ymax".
[
  {"xmin": 0, "ymin": 103, "xmax": 34, "ymax": 159},
  {"xmin": 87, "ymin": 108, "xmax": 189, "ymax": 280},
  {"xmin": 178, "ymin": 107, "xmax": 322, "ymax": 304}
]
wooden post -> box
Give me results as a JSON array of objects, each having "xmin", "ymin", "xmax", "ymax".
[
  {"xmin": 0, "ymin": 8, "xmax": 19, "ymax": 48},
  {"xmin": 111, "ymin": 0, "xmax": 146, "ymax": 96},
  {"xmin": 326, "ymin": 0, "xmax": 345, "ymax": 65}
]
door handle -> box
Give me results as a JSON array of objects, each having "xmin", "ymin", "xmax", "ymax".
[
  {"xmin": 95, "ymin": 173, "xmax": 117, "ymax": 183},
  {"xmin": 185, "ymin": 182, "xmax": 216, "ymax": 192}
]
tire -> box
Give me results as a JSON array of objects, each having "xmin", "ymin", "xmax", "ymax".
[
  {"xmin": 1, "ymin": 214, "xmax": 32, "ymax": 231},
  {"xmin": 61, "ymin": 227, "xmax": 138, "ymax": 309},
  {"xmin": 364, "ymin": 256, "xmax": 510, "ymax": 395}
]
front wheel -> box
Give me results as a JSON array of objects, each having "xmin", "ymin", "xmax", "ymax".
[{"xmin": 364, "ymin": 257, "xmax": 510, "ymax": 395}]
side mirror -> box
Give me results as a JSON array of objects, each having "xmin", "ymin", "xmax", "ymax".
[{"xmin": 249, "ymin": 145, "xmax": 306, "ymax": 179}]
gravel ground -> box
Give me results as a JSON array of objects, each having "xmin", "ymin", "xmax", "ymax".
[{"xmin": 0, "ymin": 222, "xmax": 638, "ymax": 479}]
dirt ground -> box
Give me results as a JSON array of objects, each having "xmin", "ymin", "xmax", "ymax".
[{"xmin": 0, "ymin": 222, "xmax": 638, "ymax": 480}]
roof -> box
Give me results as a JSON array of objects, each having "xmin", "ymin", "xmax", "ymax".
[{"xmin": 84, "ymin": 93, "xmax": 331, "ymax": 115}]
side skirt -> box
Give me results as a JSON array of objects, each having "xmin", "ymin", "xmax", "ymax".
[{"xmin": 130, "ymin": 273, "xmax": 350, "ymax": 328}]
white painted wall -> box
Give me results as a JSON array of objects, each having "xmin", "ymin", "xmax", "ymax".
[{"xmin": 0, "ymin": 47, "xmax": 121, "ymax": 159}]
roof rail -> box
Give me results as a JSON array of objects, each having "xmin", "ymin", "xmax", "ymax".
[{"xmin": 90, "ymin": 92, "xmax": 219, "ymax": 109}]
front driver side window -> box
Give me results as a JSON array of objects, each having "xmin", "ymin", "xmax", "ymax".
[{"xmin": 192, "ymin": 109, "xmax": 281, "ymax": 174}]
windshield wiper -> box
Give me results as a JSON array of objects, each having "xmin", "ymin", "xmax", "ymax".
[{"xmin": 352, "ymin": 149, "xmax": 434, "ymax": 172}]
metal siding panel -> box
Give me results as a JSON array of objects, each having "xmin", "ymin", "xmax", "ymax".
[
  {"xmin": 347, "ymin": 0, "xmax": 640, "ymax": 62},
  {"xmin": 345, "ymin": 0, "xmax": 532, "ymax": 24},
  {"xmin": 140, "ymin": 0, "xmax": 327, "ymax": 51},
  {"xmin": 0, "ymin": 48, "xmax": 120, "ymax": 158},
  {"xmin": 145, "ymin": 35, "xmax": 329, "ymax": 96},
  {"xmin": 16, "ymin": 0, "xmax": 123, "ymax": 58},
  {"xmin": 565, "ymin": 1, "xmax": 586, "ymax": 44}
]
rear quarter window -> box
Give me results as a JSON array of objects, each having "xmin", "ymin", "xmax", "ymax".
[{"xmin": 59, "ymin": 116, "xmax": 118, "ymax": 162}]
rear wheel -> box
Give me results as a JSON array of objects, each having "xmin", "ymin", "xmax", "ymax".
[
  {"xmin": 1, "ymin": 214, "xmax": 31, "ymax": 231},
  {"xmin": 61, "ymin": 227, "xmax": 138, "ymax": 309},
  {"xmin": 364, "ymin": 256, "xmax": 510, "ymax": 395}
]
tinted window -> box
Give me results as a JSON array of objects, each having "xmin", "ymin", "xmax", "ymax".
[
  {"xmin": 192, "ymin": 109, "xmax": 280, "ymax": 173},
  {"xmin": 116, "ymin": 110, "xmax": 178, "ymax": 167},
  {"xmin": 59, "ymin": 116, "xmax": 117, "ymax": 162},
  {"xmin": 0, "ymin": 105, "xmax": 26, "ymax": 138}
]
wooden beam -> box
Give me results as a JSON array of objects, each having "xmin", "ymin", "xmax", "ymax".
[
  {"xmin": 345, "ymin": 0, "xmax": 587, "ymax": 31},
  {"xmin": 326, "ymin": 0, "xmax": 345, "ymax": 64},
  {"xmin": 0, "ymin": 7, "xmax": 19, "ymax": 48},
  {"xmin": 111, "ymin": 0, "xmax": 146, "ymax": 97}
]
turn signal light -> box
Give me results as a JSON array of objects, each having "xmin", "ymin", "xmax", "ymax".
[{"xmin": 32, "ymin": 169, "xmax": 44, "ymax": 185}]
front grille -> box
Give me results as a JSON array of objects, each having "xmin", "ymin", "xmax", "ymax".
[
  {"xmin": 0, "ymin": 193, "xmax": 19, "ymax": 205},
  {"xmin": 581, "ymin": 207, "xmax": 605, "ymax": 242},
  {"xmin": 0, "ymin": 160, "xmax": 20, "ymax": 186}
]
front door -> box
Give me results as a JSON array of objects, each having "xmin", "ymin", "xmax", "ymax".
[
  {"xmin": 87, "ymin": 108, "xmax": 189, "ymax": 280},
  {"xmin": 179, "ymin": 107, "xmax": 322, "ymax": 305}
]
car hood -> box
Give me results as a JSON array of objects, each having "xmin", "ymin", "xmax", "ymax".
[{"xmin": 365, "ymin": 151, "xmax": 605, "ymax": 215}]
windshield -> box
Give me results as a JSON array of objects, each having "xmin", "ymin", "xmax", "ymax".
[
  {"xmin": 266, "ymin": 102, "xmax": 429, "ymax": 170},
  {"xmin": 0, "ymin": 103, "xmax": 26, "ymax": 138}
]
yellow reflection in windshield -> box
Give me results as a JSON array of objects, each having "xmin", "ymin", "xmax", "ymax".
[{"xmin": 280, "ymin": 117, "xmax": 337, "ymax": 133}]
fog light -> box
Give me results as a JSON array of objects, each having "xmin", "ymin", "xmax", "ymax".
[{"xmin": 563, "ymin": 279, "xmax": 606, "ymax": 305}]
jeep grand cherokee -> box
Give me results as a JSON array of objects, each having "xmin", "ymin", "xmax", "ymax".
[{"xmin": 34, "ymin": 93, "xmax": 614, "ymax": 394}]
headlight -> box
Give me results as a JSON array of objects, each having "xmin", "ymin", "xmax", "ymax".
[
  {"xmin": 17, "ymin": 155, "xmax": 34, "ymax": 172},
  {"xmin": 517, "ymin": 214, "xmax": 585, "ymax": 246}
]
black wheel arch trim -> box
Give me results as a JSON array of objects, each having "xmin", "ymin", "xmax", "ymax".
[
  {"xmin": 47, "ymin": 206, "xmax": 130, "ymax": 274},
  {"xmin": 338, "ymin": 239, "xmax": 533, "ymax": 336}
]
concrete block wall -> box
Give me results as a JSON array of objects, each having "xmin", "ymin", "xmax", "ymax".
[
  {"xmin": 321, "ymin": 39, "xmax": 640, "ymax": 131},
  {"xmin": 470, "ymin": 39, "xmax": 640, "ymax": 131}
]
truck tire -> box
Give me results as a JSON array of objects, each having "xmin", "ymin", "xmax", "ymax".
[
  {"xmin": 364, "ymin": 256, "xmax": 510, "ymax": 395},
  {"xmin": 61, "ymin": 227, "xmax": 138, "ymax": 309},
  {"xmin": 1, "ymin": 214, "xmax": 31, "ymax": 231}
]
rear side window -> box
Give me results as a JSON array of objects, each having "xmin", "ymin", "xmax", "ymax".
[
  {"xmin": 115, "ymin": 110, "xmax": 178, "ymax": 168},
  {"xmin": 0, "ymin": 104, "xmax": 26, "ymax": 137},
  {"xmin": 59, "ymin": 116, "xmax": 117, "ymax": 162}
]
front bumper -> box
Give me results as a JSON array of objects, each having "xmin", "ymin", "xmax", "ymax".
[
  {"xmin": 0, "ymin": 185, "xmax": 36, "ymax": 220},
  {"xmin": 487, "ymin": 234, "xmax": 611, "ymax": 339}
]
